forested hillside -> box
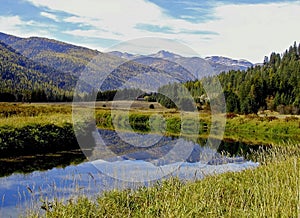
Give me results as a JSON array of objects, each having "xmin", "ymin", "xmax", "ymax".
[
  {"xmin": 0, "ymin": 41, "xmax": 75, "ymax": 102},
  {"xmin": 0, "ymin": 32, "xmax": 202, "ymax": 98},
  {"xmin": 153, "ymin": 42, "xmax": 300, "ymax": 114},
  {"xmin": 0, "ymin": 32, "xmax": 100, "ymax": 76},
  {"xmin": 185, "ymin": 42, "xmax": 300, "ymax": 114}
]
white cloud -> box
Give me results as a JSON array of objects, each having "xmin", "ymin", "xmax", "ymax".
[
  {"xmin": 40, "ymin": 11, "xmax": 59, "ymax": 22},
  {"xmin": 25, "ymin": 0, "xmax": 214, "ymax": 37},
  {"xmin": 0, "ymin": 15, "xmax": 56, "ymax": 39},
  {"xmin": 0, "ymin": 16, "xmax": 26, "ymax": 36},
  {"xmin": 20, "ymin": 1, "xmax": 300, "ymax": 62},
  {"xmin": 192, "ymin": 2, "xmax": 300, "ymax": 62}
]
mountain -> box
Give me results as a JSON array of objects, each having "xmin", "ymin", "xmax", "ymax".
[
  {"xmin": 148, "ymin": 50, "xmax": 183, "ymax": 60},
  {"xmin": 0, "ymin": 41, "xmax": 77, "ymax": 101},
  {"xmin": 0, "ymin": 32, "xmax": 100, "ymax": 77},
  {"xmin": 0, "ymin": 32, "xmax": 253, "ymax": 101},
  {"xmin": 107, "ymin": 51, "xmax": 137, "ymax": 60},
  {"xmin": 108, "ymin": 50, "xmax": 215, "ymax": 79},
  {"xmin": 108, "ymin": 50, "xmax": 254, "ymax": 75},
  {"xmin": 0, "ymin": 32, "xmax": 202, "ymax": 96},
  {"xmin": 205, "ymin": 56, "xmax": 253, "ymax": 73}
]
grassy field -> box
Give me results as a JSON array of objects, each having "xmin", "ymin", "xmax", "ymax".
[{"xmin": 0, "ymin": 103, "xmax": 72, "ymax": 127}]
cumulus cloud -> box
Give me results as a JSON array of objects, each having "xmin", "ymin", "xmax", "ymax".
[
  {"xmin": 17, "ymin": 0, "xmax": 300, "ymax": 62},
  {"xmin": 25, "ymin": 0, "xmax": 218, "ymax": 39},
  {"xmin": 192, "ymin": 2, "xmax": 300, "ymax": 62}
]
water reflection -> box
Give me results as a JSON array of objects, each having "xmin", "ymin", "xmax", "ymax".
[
  {"xmin": 0, "ymin": 150, "xmax": 86, "ymax": 177},
  {"xmin": 0, "ymin": 130, "xmax": 271, "ymax": 178},
  {"xmin": 0, "ymin": 129, "xmax": 261, "ymax": 217}
]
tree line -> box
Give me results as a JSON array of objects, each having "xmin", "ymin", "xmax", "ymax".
[{"xmin": 154, "ymin": 42, "xmax": 300, "ymax": 114}]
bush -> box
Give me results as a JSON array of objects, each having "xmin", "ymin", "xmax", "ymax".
[
  {"xmin": 226, "ymin": 113, "xmax": 237, "ymax": 119},
  {"xmin": 264, "ymin": 116, "xmax": 278, "ymax": 122},
  {"xmin": 0, "ymin": 123, "xmax": 95, "ymax": 158},
  {"xmin": 129, "ymin": 114, "xmax": 150, "ymax": 132},
  {"xmin": 284, "ymin": 116, "xmax": 299, "ymax": 122}
]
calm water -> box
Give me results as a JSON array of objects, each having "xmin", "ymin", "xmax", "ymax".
[{"xmin": 0, "ymin": 129, "xmax": 260, "ymax": 217}]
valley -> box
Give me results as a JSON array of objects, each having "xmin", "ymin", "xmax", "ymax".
[{"xmin": 0, "ymin": 32, "xmax": 299, "ymax": 217}]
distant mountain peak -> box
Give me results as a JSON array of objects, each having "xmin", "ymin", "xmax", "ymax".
[
  {"xmin": 107, "ymin": 51, "xmax": 137, "ymax": 60},
  {"xmin": 150, "ymin": 50, "xmax": 182, "ymax": 59},
  {"xmin": 205, "ymin": 56, "xmax": 253, "ymax": 72}
]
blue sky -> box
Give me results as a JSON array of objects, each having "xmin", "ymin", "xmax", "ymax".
[{"xmin": 1, "ymin": 0, "xmax": 300, "ymax": 62}]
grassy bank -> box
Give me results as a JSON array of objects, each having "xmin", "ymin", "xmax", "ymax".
[
  {"xmin": 95, "ymin": 110, "xmax": 300, "ymax": 145},
  {"xmin": 225, "ymin": 114, "xmax": 300, "ymax": 145},
  {"xmin": 0, "ymin": 103, "xmax": 72, "ymax": 127},
  {"xmin": 26, "ymin": 144, "xmax": 300, "ymax": 217},
  {"xmin": 95, "ymin": 110, "xmax": 210, "ymax": 136},
  {"xmin": 1, "ymin": 103, "xmax": 300, "ymax": 158},
  {"xmin": 0, "ymin": 103, "xmax": 96, "ymax": 158}
]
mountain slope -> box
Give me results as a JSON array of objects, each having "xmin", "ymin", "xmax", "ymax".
[
  {"xmin": 0, "ymin": 42, "xmax": 74, "ymax": 90},
  {"xmin": 0, "ymin": 33, "xmax": 204, "ymax": 93},
  {"xmin": 0, "ymin": 32, "xmax": 100, "ymax": 77},
  {"xmin": 108, "ymin": 50, "xmax": 213, "ymax": 79},
  {"xmin": 205, "ymin": 56, "xmax": 253, "ymax": 73},
  {"xmin": 0, "ymin": 32, "xmax": 253, "ymax": 98}
]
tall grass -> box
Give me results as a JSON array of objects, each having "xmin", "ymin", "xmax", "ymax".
[
  {"xmin": 0, "ymin": 103, "xmax": 96, "ymax": 158},
  {"xmin": 226, "ymin": 114, "xmax": 300, "ymax": 139},
  {"xmin": 0, "ymin": 103, "xmax": 72, "ymax": 127},
  {"xmin": 26, "ymin": 144, "xmax": 300, "ymax": 218}
]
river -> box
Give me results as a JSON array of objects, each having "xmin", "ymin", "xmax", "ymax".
[{"xmin": 0, "ymin": 129, "xmax": 260, "ymax": 217}]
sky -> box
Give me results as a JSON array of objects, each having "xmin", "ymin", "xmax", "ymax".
[{"xmin": 1, "ymin": 0, "xmax": 300, "ymax": 63}]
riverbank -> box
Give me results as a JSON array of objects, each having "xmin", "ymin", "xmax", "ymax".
[
  {"xmin": 26, "ymin": 144, "xmax": 300, "ymax": 217},
  {"xmin": 95, "ymin": 109, "xmax": 300, "ymax": 145},
  {"xmin": 0, "ymin": 103, "xmax": 95, "ymax": 159},
  {"xmin": 1, "ymin": 103, "xmax": 300, "ymax": 158}
]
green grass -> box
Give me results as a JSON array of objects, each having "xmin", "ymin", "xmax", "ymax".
[
  {"xmin": 0, "ymin": 103, "xmax": 96, "ymax": 158},
  {"xmin": 26, "ymin": 144, "xmax": 300, "ymax": 218},
  {"xmin": 0, "ymin": 103, "xmax": 72, "ymax": 127},
  {"xmin": 225, "ymin": 114, "xmax": 300, "ymax": 145}
]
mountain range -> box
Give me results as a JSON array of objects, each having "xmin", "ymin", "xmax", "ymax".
[
  {"xmin": 108, "ymin": 50, "xmax": 254, "ymax": 75},
  {"xmin": 0, "ymin": 32, "xmax": 254, "ymax": 99}
]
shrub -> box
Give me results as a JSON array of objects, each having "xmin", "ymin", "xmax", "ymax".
[
  {"xmin": 245, "ymin": 114, "xmax": 258, "ymax": 119},
  {"xmin": 226, "ymin": 113, "xmax": 237, "ymax": 119},
  {"xmin": 284, "ymin": 116, "xmax": 299, "ymax": 122},
  {"xmin": 0, "ymin": 123, "xmax": 95, "ymax": 158},
  {"xmin": 264, "ymin": 116, "xmax": 278, "ymax": 122}
]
